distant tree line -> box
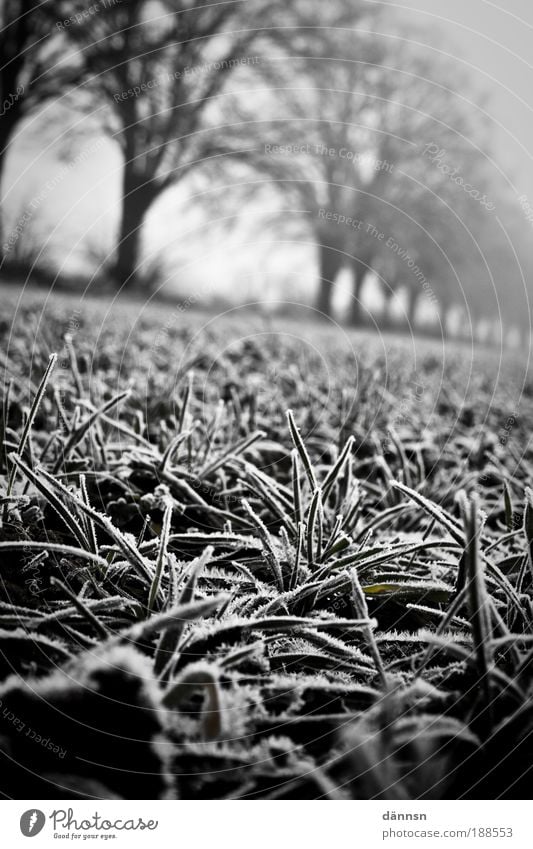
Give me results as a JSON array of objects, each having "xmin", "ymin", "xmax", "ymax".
[{"xmin": 0, "ymin": 0, "xmax": 530, "ymax": 341}]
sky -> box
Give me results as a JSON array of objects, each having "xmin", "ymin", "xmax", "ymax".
[
  {"xmin": 335, "ymin": 0, "xmax": 533, "ymax": 318},
  {"xmin": 382, "ymin": 0, "xmax": 533, "ymax": 196},
  {"xmin": 3, "ymin": 0, "xmax": 533, "ymax": 306}
]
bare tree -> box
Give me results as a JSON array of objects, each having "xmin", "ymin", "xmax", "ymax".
[
  {"xmin": 176, "ymin": 2, "xmax": 381, "ymax": 317},
  {"xmin": 0, "ymin": 0, "xmax": 76, "ymax": 257},
  {"xmin": 51, "ymin": 0, "xmax": 302, "ymax": 288},
  {"xmin": 459, "ymin": 188, "xmax": 533, "ymax": 345},
  {"xmin": 341, "ymin": 36, "xmax": 501, "ymax": 330},
  {"xmin": 211, "ymin": 16, "xmax": 504, "ymax": 327}
]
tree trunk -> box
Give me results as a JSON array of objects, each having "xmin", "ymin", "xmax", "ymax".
[
  {"xmin": 348, "ymin": 256, "xmax": 369, "ymax": 325},
  {"xmin": 0, "ymin": 109, "xmax": 20, "ymax": 264},
  {"xmin": 381, "ymin": 288, "xmax": 394, "ymax": 329},
  {"xmin": 0, "ymin": 143, "xmax": 8, "ymax": 266},
  {"xmin": 316, "ymin": 240, "xmax": 343, "ymax": 318},
  {"xmin": 518, "ymin": 324, "xmax": 530, "ymax": 350},
  {"xmin": 406, "ymin": 286, "xmax": 420, "ymax": 329},
  {"xmin": 439, "ymin": 302, "xmax": 450, "ymax": 339},
  {"xmin": 114, "ymin": 169, "xmax": 157, "ymax": 288}
]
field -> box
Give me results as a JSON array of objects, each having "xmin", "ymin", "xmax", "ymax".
[{"xmin": 1, "ymin": 285, "xmax": 532, "ymax": 800}]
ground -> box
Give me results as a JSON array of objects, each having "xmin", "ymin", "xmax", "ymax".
[{"xmin": 0, "ymin": 284, "xmax": 532, "ymax": 800}]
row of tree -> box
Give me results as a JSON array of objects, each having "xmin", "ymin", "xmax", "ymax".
[{"xmin": 0, "ymin": 0, "xmax": 530, "ymax": 338}]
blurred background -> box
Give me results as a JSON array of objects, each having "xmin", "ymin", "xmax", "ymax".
[{"xmin": 1, "ymin": 0, "xmax": 533, "ymax": 344}]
